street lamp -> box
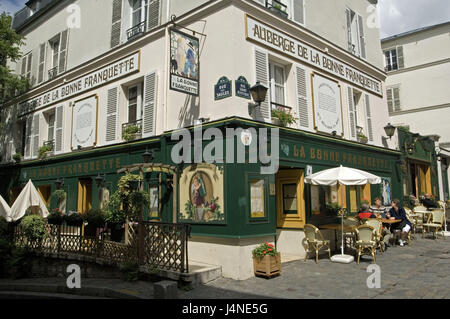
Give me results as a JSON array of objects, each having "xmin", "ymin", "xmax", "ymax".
[
  {"xmin": 406, "ymin": 143, "xmax": 415, "ymax": 155},
  {"xmin": 142, "ymin": 148, "xmax": 154, "ymax": 163},
  {"xmin": 384, "ymin": 123, "xmax": 396, "ymax": 140},
  {"xmin": 249, "ymin": 81, "xmax": 268, "ymax": 108},
  {"xmin": 55, "ymin": 178, "xmax": 64, "ymax": 189},
  {"xmin": 94, "ymin": 174, "xmax": 106, "ymax": 188}
]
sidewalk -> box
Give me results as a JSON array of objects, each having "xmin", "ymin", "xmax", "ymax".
[{"xmin": 0, "ymin": 236, "xmax": 449, "ymax": 299}]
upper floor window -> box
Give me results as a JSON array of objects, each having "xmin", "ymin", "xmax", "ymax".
[
  {"xmin": 386, "ymin": 86, "xmax": 401, "ymax": 113},
  {"xmin": 127, "ymin": 84, "xmax": 143, "ymax": 123},
  {"xmin": 21, "ymin": 52, "xmax": 32, "ymax": 81},
  {"xmin": 384, "ymin": 46, "xmax": 404, "ymax": 72},
  {"xmin": 345, "ymin": 8, "xmax": 366, "ymax": 59},
  {"xmin": 269, "ymin": 62, "xmax": 286, "ymax": 108},
  {"xmin": 130, "ymin": 0, "xmax": 148, "ymax": 27},
  {"xmin": 265, "ymin": 0, "xmax": 305, "ymax": 25}
]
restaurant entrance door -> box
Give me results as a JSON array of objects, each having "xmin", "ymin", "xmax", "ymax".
[
  {"xmin": 276, "ymin": 169, "xmax": 305, "ymax": 229},
  {"xmin": 77, "ymin": 178, "xmax": 93, "ymax": 213},
  {"xmin": 409, "ymin": 162, "xmax": 431, "ymax": 197}
]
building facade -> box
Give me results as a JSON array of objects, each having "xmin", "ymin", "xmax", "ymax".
[
  {"xmin": 1, "ymin": 0, "xmax": 410, "ymax": 279},
  {"xmin": 381, "ymin": 21, "xmax": 450, "ymax": 200}
]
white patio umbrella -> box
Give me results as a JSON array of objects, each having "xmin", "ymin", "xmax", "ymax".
[
  {"xmin": 8, "ymin": 180, "xmax": 49, "ymax": 222},
  {"xmin": 305, "ymin": 165, "xmax": 381, "ymax": 264},
  {"xmin": 0, "ymin": 194, "xmax": 10, "ymax": 219}
]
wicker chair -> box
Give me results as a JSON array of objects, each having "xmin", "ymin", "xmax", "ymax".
[
  {"xmin": 304, "ymin": 224, "xmax": 331, "ymax": 264},
  {"xmin": 343, "ymin": 217, "xmax": 359, "ymax": 248},
  {"xmin": 405, "ymin": 209, "xmax": 416, "ymax": 243},
  {"xmin": 354, "ymin": 225, "xmax": 377, "ymax": 264},
  {"xmin": 365, "ymin": 219, "xmax": 384, "ymax": 253},
  {"xmin": 413, "ymin": 206, "xmax": 427, "ymax": 234},
  {"xmin": 423, "ymin": 209, "xmax": 446, "ymax": 240}
]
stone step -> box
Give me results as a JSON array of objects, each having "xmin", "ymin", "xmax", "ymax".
[{"xmin": 154, "ymin": 260, "xmax": 222, "ymax": 287}]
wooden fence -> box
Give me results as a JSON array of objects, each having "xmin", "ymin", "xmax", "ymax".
[{"xmin": 13, "ymin": 221, "xmax": 191, "ymax": 273}]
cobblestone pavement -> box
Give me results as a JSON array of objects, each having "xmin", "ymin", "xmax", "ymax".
[{"xmin": 181, "ymin": 236, "xmax": 450, "ymax": 299}]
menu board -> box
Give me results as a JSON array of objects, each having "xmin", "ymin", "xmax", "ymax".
[{"xmin": 251, "ymin": 180, "xmax": 265, "ymax": 218}]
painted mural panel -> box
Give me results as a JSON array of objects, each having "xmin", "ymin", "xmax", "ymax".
[
  {"xmin": 381, "ymin": 177, "xmax": 392, "ymax": 206},
  {"xmin": 179, "ymin": 164, "xmax": 225, "ymax": 224}
]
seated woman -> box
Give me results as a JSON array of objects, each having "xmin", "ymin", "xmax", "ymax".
[
  {"xmin": 387, "ymin": 199, "xmax": 412, "ymax": 247},
  {"xmin": 358, "ymin": 203, "xmax": 376, "ymax": 220}
]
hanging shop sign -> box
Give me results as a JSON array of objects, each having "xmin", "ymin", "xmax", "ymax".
[
  {"xmin": 170, "ymin": 28, "xmax": 200, "ymax": 96},
  {"xmin": 312, "ymin": 73, "xmax": 343, "ymax": 136},
  {"xmin": 71, "ymin": 95, "xmax": 98, "ymax": 149},
  {"xmin": 235, "ymin": 76, "xmax": 251, "ymax": 99},
  {"xmin": 18, "ymin": 52, "xmax": 140, "ymax": 116},
  {"xmin": 179, "ymin": 164, "xmax": 225, "ymax": 224},
  {"xmin": 214, "ymin": 76, "xmax": 232, "ymax": 100},
  {"xmin": 245, "ymin": 15, "xmax": 383, "ymax": 96}
]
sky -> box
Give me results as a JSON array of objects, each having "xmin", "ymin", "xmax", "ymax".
[{"xmin": 0, "ymin": 0, "xmax": 449, "ymax": 39}]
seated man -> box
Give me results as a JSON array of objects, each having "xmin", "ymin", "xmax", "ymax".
[
  {"xmin": 387, "ymin": 199, "xmax": 412, "ymax": 247},
  {"xmin": 370, "ymin": 197, "xmax": 388, "ymax": 218},
  {"xmin": 422, "ymin": 193, "xmax": 438, "ymax": 211},
  {"xmin": 358, "ymin": 203, "xmax": 376, "ymax": 220}
]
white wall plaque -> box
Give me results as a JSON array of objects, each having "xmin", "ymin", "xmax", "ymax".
[
  {"xmin": 313, "ymin": 74, "xmax": 343, "ymax": 135},
  {"xmin": 71, "ymin": 95, "xmax": 98, "ymax": 149}
]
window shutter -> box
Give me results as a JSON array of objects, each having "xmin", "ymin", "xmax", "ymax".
[
  {"xmin": 364, "ymin": 94, "xmax": 374, "ymax": 142},
  {"xmin": 387, "ymin": 88, "xmax": 394, "ymax": 113},
  {"xmin": 32, "ymin": 114, "xmax": 40, "ymax": 158},
  {"xmin": 143, "ymin": 72, "xmax": 158, "ymax": 137},
  {"xmin": 38, "ymin": 43, "xmax": 46, "ymax": 83},
  {"xmin": 55, "ymin": 105, "xmax": 64, "ymax": 153},
  {"xmin": 147, "ymin": 0, "xmax": 160, "ymax": 31},
  {"xmin": 254, "ymin": 48, "xmax": 271, "ymax": 122},
  {"xmin": 26, "ymin": 53, "xmax": 32, "ymax": 79},
  {"xmin": 111, "ymin": 0, "xmax": 122, "ymax": 48},
  {"xmin": 397, "ymin": 46, "xmax": 404, "ymax": 69},
  {"xmin": 346, "ymin": 9, "xmax": 352, "ymax": 52},
  {"xmin": 393, "ymin": 87, "xmax": 401, "ymax": 111},
  {"xmin": 24, "ymin": 116, "xmax": 32, "ymax": 159},
  {"xmin": 296, "ymin": 65, "xmax": 309, "ymax": 129},
  {"xmin": 347, "ymin": 87, "xmax": 356, "ymax": 140},
  {"xmin": 58, "ymin": 30, "xmax": 69, "ymax": 74},
  {"xmin": 21, "ymin": 57, "xmax": 27, "ymax": 76},
  {"xmin": 357, "ymin": 14, "xmax": 366, "ymax": 59},
  {"xmin": 293, "ymin": 0, "xmax": 304, "ymax": 25},
  {"xmin": 106, "ymin": 87, "xmax": 119, "ymax": 143}
]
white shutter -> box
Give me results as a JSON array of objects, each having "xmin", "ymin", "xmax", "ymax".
[
  {"xmin": 111, "ymin": 0, "xmax": 122, "ymax": 48},
  {"xmin": 38, "ymin": 43, "xmax": 46, "ymax": 83},
  {"xmin": 147, "ymin": 0, "xmax": 160, "ymax": 31},
  {"xmin": 32, "ymin": 113, "xmax": 40, "ymax": 158},
  {"xmin": 393, "ymin": 87, "xmax": 401, "ymax": 111},
  {"xmin": 386, "ymin": 88, "xmax": 394, "ymax": 113},
  {"xmin": 347, "ymin": 87, "xmax": 356, "ymax": 140},
  {"xmin": 357, "ymin": 14, "xmax": 366, "ymax": 59},
  {"xmin": 55, "ymin": 105, "xmax": 64, "ymax": 153},
  {"xmin": 24, "ymin": 116, "xmax": 32, "ymax": 159},
  {"xmin": 106, "ymin": 87, "xmax": 119, "ymax": 143},
  {"xmin": 58, "ymin": 29, "xmax": 69, "ymax": 74},
  {"xmin": 296, "ymin": 65, "xmax": 309, "ymax": 130},
  {"xmin": 21, "ymin": 57, "xmax": 27, "ymax": 76},
  {"xmin": 293, "ymin": 0, "xmax": 304, "ymax": 25},
  {"xmin": 143, "ymin": 72, "xmax": 158, "ymax": 137},
  {"xmin": 364, "ymin": 94, "xmax": 374, "ymax": 142},
  {"xmin": 345, "ymin": 9, "xmax": 352, "ymax": 53},
  {"xmin": 397, "ymin": 46, "xmax": 404, "ymax": 69},
  {"xmin": 26, "ymin": 53, "xmax": 32, "ymax": 80},
  {"xmin": 254, "ymin": 48, "xmax": 271, "ymax": 122}
]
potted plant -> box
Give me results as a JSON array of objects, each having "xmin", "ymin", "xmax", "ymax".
[
  {"xmin": 325, "ymin": 202, "xmax": 342, "ymax": 217},
  {"xmin": 13, "ymin": 153, "xmax": 22, "ymax": 164},
  {"xmin": 82, "ymin": 209, "xmax": 106, "ymax": 236},
  {"xmin": 38, "ymin": 144, "xmax": 53, "ymax": 160},
  {"xmin": 252, "ymin": 242, "xmax": 281, "ymax": 278},
  {"xmin": 104, "ymin": 192, "xmax": 126, "ymax": 242},
  {"xmin": 122, "ymin": 125, "xmax": 142, "ymax": 142},
  {"xmin": 63, "ymin": 211, "xmax": 84, "ymax": 227},
  {"xmin": 47, "ymin": 208, "xmax": 63, "ymax": 225},
  {"xmin": 271, "ymin": 108, "xmax": 296, "ymax": 127},
  {"xmin": 357, "ymin": 133, "xmax": 368, "ymax": 144}
]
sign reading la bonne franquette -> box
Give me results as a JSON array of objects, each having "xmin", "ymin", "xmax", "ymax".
[
  {"xmin": 19, "ymin": 52, "xmax": 140, "ymax": 116},
  {"xmin": 245, "ymin": 16, "xmax": 382, "ymax": 96}
]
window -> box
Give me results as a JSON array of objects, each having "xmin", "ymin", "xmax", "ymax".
[
  {"xmin": 266, "ymin": 0, "xmax": 305, "ymax": 25},
  {"xmin": 48, "ymin": 30, "xmax": 69, "ymax": 78},
  {"xmin": 386, "ymin": 86, "xmax": 401, "ymax": 113},
  {"xmin": 46, "ymin": 110, "xmax": 56, "ymax": 143},
  {"xmin": 269, "ymin": 62, "xmax": 286, "ymax": 107},
  {"xmin": 127, "ymin": 84, "xmax": 143, "ymax": 123},
  {"xmin": 50, "ymin": 37, "xmax": 60, "ymax": 70},
  {"xmin": 130, "ymin": 0, "xmax": 148, "ymax": 27},
  {"xmin": 250, "ymin": 179, "xmax": 266, "ymax": 219},
  {"xmin": 21, "ymin": 52, "xmax": 32, "ymax": 80},
  {"xmin": 345, "ymin": 8, "xmax": 366, "ymax": 59},
  {"xmin": 384, "ymin": 46, "xmax": 404, "ymax": 71},
  {"xmin": 310, "ymin": 185, "xmax": 338, "ymax": 216}
]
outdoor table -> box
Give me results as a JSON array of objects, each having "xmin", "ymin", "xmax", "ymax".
[
  {"xmin": 380, "ymin": 219, "xmax": 402, "ymax": 224},
  {"xmin": 319, "ymin": 224, "xmax": 358, "ymax": 251}
]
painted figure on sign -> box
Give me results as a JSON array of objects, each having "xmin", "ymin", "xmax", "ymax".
[
  {"xmin": 192, "ymin": 175, "xmax": 206, "ymax": 221},
  {"xmin": 184, "ymin": 41, "xmax": 197, "ymax": 79}
]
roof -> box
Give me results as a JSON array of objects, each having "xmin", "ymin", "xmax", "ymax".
[{"xmin": 381, "ymin": 20, "xmax": 450, "ymax": 43}]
